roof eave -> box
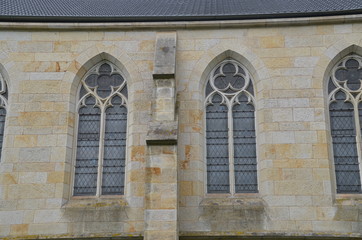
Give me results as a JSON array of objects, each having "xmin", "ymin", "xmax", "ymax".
[{"xmin": 1, "ymin": 9, "xmax": 362, "ymax": 23}]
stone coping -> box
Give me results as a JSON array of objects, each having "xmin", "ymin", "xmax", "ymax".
[
  {"xmin": 0, "ymin": 14, "xmax": 362, "ymax": 30},
  {"xmin": 334, "ymin": 194, "xmax": 362, "ymax": 206},
  {"xmin": 62, "ymin": 197, "xmax": 128, "ymax": 209}
]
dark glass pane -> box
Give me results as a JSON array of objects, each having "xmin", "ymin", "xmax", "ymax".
[
  {"xmin": 85, "ymin": 74, "xmax": 98, "ymax": 88},
  {"xmin": 120, "ymin": 85, "xmax": 128, "ymax": 99},
  {"xmin": 205, "ymin": 81, "xmax": 213, "ymax": 97},
  {"xmin": 328, "ymin": 77, "xmax": 337, "ymax": 94},
  {"xmin": 99, "ymin": 63, "xmax": 112, "ymax": 74},
  {"xmin": 74, "ymin": 96, "xmax": 101, "ymax": 196},
  {"xmin": 0, "ymin": 108, "xmax": 6, "ymax": 160},
  {"xmin": 346, "ymin": 59, "xmax": 359, "ymax": 69},
  {"xmin": 330, "ymin": 91, "xmax": 361, "ymax": 193},
  {"xmin": 233, "ymin": 94, "xmax": 258, "ymax": 193},
  {"xmin": 102, "ymin": 96, "xmax": 127, "ymax": 195},
  {"xmin": 335, "ymin": 59, "xmax": 362, "ymax": 91},
  {"xmin": 206, "ymin": 94, "xmax": 230, "ymax": 193},
  {"xmin": 111, "ymin": 74, "xmax": 124, "ymax": 87},
  {"xmin": 79, "ymin": 85, "xmax": 87, "ymax": 99},
  {"xmin": 246, "ymin": 80, "xmax": 254, "ymax": 95},
  {"xmin": 97, "ymin": 74, "xmax": 112, "ymax": 98},
  {"xmin": 238, "ymin": 66, "xmax": 245, "ymax": 75}
]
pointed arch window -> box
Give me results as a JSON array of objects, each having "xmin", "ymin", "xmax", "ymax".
[
  {"xmin": 205, "ymin": 59, "xmax": 258, "ymax": 194},
  {"xmin": 328, "ymin": 55, "xmax": 362, "ymax": 193},
  {"xmin": 0, "ymin": 72, "xmax": 7, "ymax": 160},
  {"xmin": 73, "ymin": 61, "xmax": 128, "ymax": 196}
]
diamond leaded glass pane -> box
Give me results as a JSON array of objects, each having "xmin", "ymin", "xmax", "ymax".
[
  {"xmin": 75, "ymin": 61, "xmax": 128, "ymax": 196},
  {"xmin": 206, "ymin": 94, "xmax": 230, "ymax": 193},
  {"xmin": 74, "ymin": 96, "xmax": 101, "ymax": 196},
  {"xmin": 329, "ymin": 91, "xmax": 361, "ymax": 193},
  {"xmin": 233, "ymin": 94, "xmax": 258, "ymax": 193},
  {"xmin": 102, "ymin": 96, "xmax": 127, "ymax": 195},
  {"xmin": 205, "ymin": 59, "xmax": 257, "ymax": 194}
]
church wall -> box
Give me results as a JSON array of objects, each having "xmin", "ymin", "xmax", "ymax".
[{"xmin": 0, "ymin": 20, "xmax": 361, "ymax": 239}]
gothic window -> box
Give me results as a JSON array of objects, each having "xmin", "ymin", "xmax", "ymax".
[
  {"xmin": 0, "ymin": 72, "xmax": 7, "ymax": 160},
  {"xmin": 328, "ymin": 55, "xmax": 362, "ymax": 193},
  {"xmin": 205, "ymin": 59, "xmax": 257, "ymax": 194},
  {"xmin": 73, "ymin": 61, "xmax": 128, "ymax": 196}
]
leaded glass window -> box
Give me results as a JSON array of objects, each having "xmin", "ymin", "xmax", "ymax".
[
  {"xmin": 0, "ymin": 72, "xmax": 7, "ymax": 161},
  {"xmin": 328, "ymin": 55, "xmax": 362, "ymax": 193},
  {"xmin": 205, "ymin": 59, "xmax": 258, "ymax": 194},
  {"xmin": 74, "ymin": 61, "xmax": 127, "ymax": 196}
]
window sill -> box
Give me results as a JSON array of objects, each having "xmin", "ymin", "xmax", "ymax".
[
  {"xmin": 62, "ymin": 196, "xmax": 128, "ymax": 209},
  {"xmin": 335, "ymin": 194, "xmax": 362, "ymax": 206},
  {"xmin": 200, "ymin": 194, "xmax": 264, "ymax": 210}
]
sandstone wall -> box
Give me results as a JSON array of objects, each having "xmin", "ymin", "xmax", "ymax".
[{"xmin": 0, "ymin": 19, "xmax": 361, "ymax": 239}]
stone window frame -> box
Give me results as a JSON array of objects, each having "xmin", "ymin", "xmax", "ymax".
[
  {"xmin": 328, "ymin": 54, "xmax": 362, "ymax": 194},
  {"xmin": 204, "ymin": 59, "xmax": 258, "ymax": 195},
  {"xmin": 0, "ymin": 71, "xmax": 8, "ymax": 161},
  {"xmin": 71, "ymin": 60, "xmax": 129, "ymax": 197}
]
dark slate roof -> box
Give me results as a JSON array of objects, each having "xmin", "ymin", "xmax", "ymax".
[{"xmin": 1, "ymin": 0, "xmax": 362, "ymax": 22}]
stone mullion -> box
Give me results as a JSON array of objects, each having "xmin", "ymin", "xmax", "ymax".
[
  {"xmin": 96, "ymin": 104, "xmax": 106, "ymax": 197},
  {"xmin": 228, "ymin": 100, "xmax": 235, "ymax": 195},
  {"xmin": 354, "ymin": 99, "xmax": 362, "ymax": 191}
]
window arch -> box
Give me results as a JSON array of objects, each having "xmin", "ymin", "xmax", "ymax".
[
  {"xmin": 0, "ymin": 71, "xmax": 7, "ymax": 160},
  {"xmin": 205, "ymin": 59, "xmax": 257, "ymax": 194},
  {"xmin": 73, "ymin": 61, "xmax": 128, "ymax": 196},
  {"xmin": 328, "ymin": 54, "xmax": 362, "ymax": 193}
]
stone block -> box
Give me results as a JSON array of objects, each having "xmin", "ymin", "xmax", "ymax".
[
  {"xmin": 18, "ymin": 42, "xmax": 53, "ymax": 53},
  {"xmin": 19, "ymin": 148, "xmax": 51, "ymax": 162},
  {"xmin": 264, "ymin": 57, "xmax": 293, "ymax": 68},
  {"xmin": 28, "ymin": 222, "xmax": 68, "ymax": 235},
  {"xmin": 293, "ymin": 108, "xmax": 315, "ymax": 122},
  {"xmin": 10, "ymin": 224, "xmax": 29, "ymax": 235},
  {"xmin": 31, "ymin": 32, "xmax": 59, "ymax": 41},
  {"xmin": 272, "ymin": 108, "xmax": 293, "ymax": 122},
  {"xmin": 14, "ymin": 135, "xmax": 38, "ymax": 148},
  {"xmin": 290, "ymin": 207, "xmax": 317, "ymax": 220},
  {"xmin": 285, "ymin": 36, "xmax": 324, "ymax": 47},
  {"xmin": 294, "ymin": 56, "xmax": 319, "ymax": 67},
  {"xmin": 260, "ymin": 36, "xmax": 284, "ymax": 48},
  {"xmin": 19, "ymin": 172, "xmax": 47, "ymax": 184},
  {"xmin": 14, "ymin": 162, "xmax": 55, "ymax": 172},
  {"xmin": 334, "ymin": 24, "xmax": 353, "ymax": 34},
  {"xmin": 7, "ymin": 184, "xmax": 55, "ymax": 199},
  {"xmin": 34, "ymin": 210, "xmax": 63, "ymax": 223},
  {"xmin": 0, "ymin": 211, "xmax": 23, "ymax": 224}
]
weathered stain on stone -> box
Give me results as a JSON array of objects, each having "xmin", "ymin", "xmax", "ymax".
[
  {"xmin": 131, "ymin": 146, "xmax": 146, "ymax": 162},
  {"xmin": 146, "ymin": 167, "xmax": 161, "ymax": 176},
  {"xmin": 197, "ymin": 198, "xmax": 265, "ymax": 231}
]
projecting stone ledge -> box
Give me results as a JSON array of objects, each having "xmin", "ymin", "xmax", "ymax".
[{"xmin": 146, "ymin": 121, "xmax": 178, "ymax": 145}]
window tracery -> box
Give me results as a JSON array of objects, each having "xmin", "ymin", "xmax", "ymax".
[
  {"xmin": 205, "ymin": 59, "xmax": 257, "ymax": 194},
  {"xmin": 0, "ymin": 72, "xmax": 7, "ymax": 160},
  {"xmin": 74, "ymin": 61, "xmax": 127, "ymax": 196},
  {"xmin": 328, "ymin": 55, "xmax": 362, "ymax": 193}
]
